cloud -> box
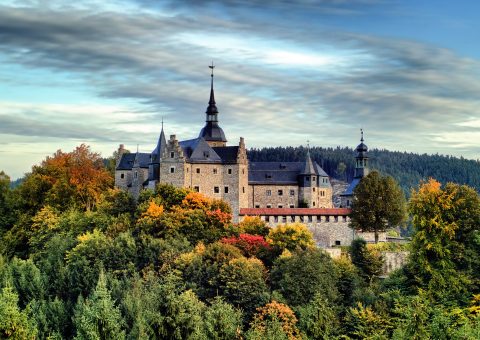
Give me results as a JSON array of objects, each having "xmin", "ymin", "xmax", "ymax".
[{"xmin": 1, "ymin": 0, "xmax": 480, "ymax": 181}]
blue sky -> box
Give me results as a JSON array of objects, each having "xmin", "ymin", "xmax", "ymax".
[{"xmin": 1, "ymin": 0, "xmax": 480, "ymax": 179}]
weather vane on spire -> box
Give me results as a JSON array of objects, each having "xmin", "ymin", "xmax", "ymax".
[
  {"xmin": 361, "ymin": 128, "xmax": 364, "ymax": 142},
  {"xmin": 209, "ymin": 61, "xmax": 215, "ymax": 77}
]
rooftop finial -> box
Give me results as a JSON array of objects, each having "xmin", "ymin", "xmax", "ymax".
[
  {"xmin": 209, "ymin": 60, "xmax": 215, "ymax": 77},
  {"xmin": 161, "ymin": 116, "xmax": 164, "ymax": 130},
  {"xmin": 206, "ymin": 62, "xmax": 218, "ymax": 114},
  {"xmin": 360, "ymin": 128, "xmax": 364, "ymax": 142},
  {"xmin": 136, "ymin": 144, "xmax": 139, "ymax": 153}
]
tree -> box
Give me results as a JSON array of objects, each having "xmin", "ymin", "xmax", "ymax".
[
  {"xmin": 349, "ymin": 238, "xmax": 383, "ymax": 283},
  {"xmin": 73, "ymin": 270, "xmax": 125, "ymax": 339},
  {"xmin": 270, "ymin": 248, "xmax": 338, "ymax": 307},
  {"xmin": 297, "ymin": 293, "xmax": 340, "ymax": 339},
  {"xmin": 267, "ymin": 223, "xmax": 315, "ymax": 252},
  {"xmin": 0, "ymin": 171, "xmax": 15, "ymax": 234},
  {"xmin": 247, "ymin": 301, "xmax": 302, "ymax": 340},
  {"xmin": 408, "ymin": 179, "xmax": 480, "ymax": 303},
  {"xmin": 0, "ymin": 285, "xmax": 38, "ymax": 339},
  {"xmin": 204, "ymin": 297, "xmax": 243, "ymax": 340},
  {"xmin": 350, "ymin": 170, "xmax": 407, "ymax": 243}
]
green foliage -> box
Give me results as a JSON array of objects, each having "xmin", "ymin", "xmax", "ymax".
[
  {"xmin": 333, "ymin": 255, "xmax": 363, "ymax": 306},
  {"xmin": 271, "ymin": 248, "xmax": 338, "ymax": 307},
  {"xmin": 0, "ymin": 285, "xmax": 38, "ymax": 339},
  {"xmin": 350, "ymin": 171, "xmax": 407, "ymax": 243},
  {"xmin": 350, "ymin": 238, "xmax": 384, "ymax": 283},
  {"xmin": 344, "ymin": 302, "xmax": 391, "ymax": 339},
  {"xmin": 297, "ymin": 292, "xmax": 340, "ymax": 339},
  {"xmin": 204, "ymin": 297, "xmax": 243, "ymax": 340},
  {"xmin": 73, "ymin": 270, "xmax": 125, "ymax": 339},
  {"xmin": 409, "ymin": 179, "xmax": 479, "ymax": 303},
  {"xmin": 218, "ymin": 257, "xmax": 270, "ymax": 317}
]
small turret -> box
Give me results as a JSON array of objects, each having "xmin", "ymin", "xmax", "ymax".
[
  {"xmin": 354, "ymin": 129, "xmax": 369, "ymax": 178},
  {"xmin": 198, "ymin": 62, "xmax": 227, "ymax": 147}
]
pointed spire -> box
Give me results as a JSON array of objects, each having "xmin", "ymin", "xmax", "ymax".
[
  {"xmin": 152, "ymin": 119, "xmax": 167, "ymax": 162},
  {"xmin": 301, "ymin": 143, "xmax": 316, "ymax": 175},
  {"xmin": 360, "ymin": 128, "xmax": 364, "ymax": 142},
  {"xmin": 206, "ymin": 61, "xmax": 218, "ymax": 115}
]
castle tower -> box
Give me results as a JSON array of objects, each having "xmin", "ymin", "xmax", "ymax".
[
  {"xmin": 147, "ymin": 120, "xmax": 167, "ymax": 189},
  {"xmin": 354, "ymin": 129, "xmax": 369, "ymax": 178},
  {"xmin": 198, "ymin": 63, "xmax": 227, "ymax": 147},
  {"xmin": 340, "ymin": 129, "xmax": 369, "ymax": 208},
  {"xmin": 299, "ymin": 148, "xmax": 317, "ymax": 208}
]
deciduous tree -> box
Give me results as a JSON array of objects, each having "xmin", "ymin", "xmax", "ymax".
[{"xmin": 350, "ymin": 170, "xmax": 407, "ymax": 243}]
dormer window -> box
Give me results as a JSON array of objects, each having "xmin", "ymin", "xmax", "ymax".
[
  {"xmin": 265, "ymin": 173, "xmax": 272, "ymax": 179},
  {"xmin": 204, "ymin": 151, "xmax": 209, "ymax": 158}
]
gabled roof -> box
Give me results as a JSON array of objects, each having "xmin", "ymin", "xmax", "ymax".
[
  {"xmin": 249, "ymin": 161, "xmax": 329, "ymax": 185},
  {"xmin": 341, "ymin": 178, "xmax": 361, "ymax": 196},
  {"xmin": 213, "ymin": 146, "xmax": 239, "ymax": 163},
  {"xmin": 179, "ymin": 137, "xmax": 237, "ymax": 163},
  {"xmin": 116, "ymin": 153, "xmax": 150, "ymax": 170}
]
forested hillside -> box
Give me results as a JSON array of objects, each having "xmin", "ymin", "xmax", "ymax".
[
  {"xmin": 1, "ymin": 145, "xmax": 480, "ymax": 338},
  {"xmin": 248, "ymin": 146, "xmax": 480, "ymax": 195}
]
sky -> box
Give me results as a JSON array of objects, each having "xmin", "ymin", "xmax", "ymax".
[{"xmin": 1, "ymin": 0, "xmax": 480, "ymax": 179}]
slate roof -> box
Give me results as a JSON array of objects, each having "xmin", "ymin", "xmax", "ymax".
[
  {"xmin": 117, "ymin": 153, "xmax": 150, "ymax": 170},
  {"xmin": 249, "ymin": 161, "xmax": 329, "ymax": 185},
  {"xmin": 341, "ymin": 178, "xmax": 361, "ymax": 196},
  {"xmin": 213, "ymin": 146, "xmax": 239, "ymax": 163},
  {"xmin": 240, "ymin": 208, "xmax": 351, "ymax": 216}
]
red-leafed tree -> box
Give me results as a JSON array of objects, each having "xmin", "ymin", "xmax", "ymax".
[{"xmin": 221, "ymin": 234, "xmax": 270, "ymax": 258}]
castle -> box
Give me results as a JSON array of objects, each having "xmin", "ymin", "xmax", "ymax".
[{"xmin": 115, "ymin": 67, "xmax": 378, "ymax": 246}]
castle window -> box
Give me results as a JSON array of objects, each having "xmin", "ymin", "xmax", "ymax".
[
  {"xmin": 282, "ymin": 216, "xmax": 287, "ymax": 222},
  {"xmin": 265, "ymin": 216, "xmax": 270, "ymax": 222},
  {"xmin": 213, "ymin": 168, "xmax": 217, "ymax": 174},
  {"xmin": 335, "ymin": 240, "xmax": 341, "ymax": 246},
  {"xmin": 278, "ymin": 189, "xmax": 283, "ymax": 196},
  {"xmin": 312, "ymin": 176, "xmax": 316, "ymax": 181},
  {"xmin": 313, "ymin": 202, "xmax": 316, "ymax": 207},
  {"xmin": 313, "ymin": 187, "xmax": 316, "ymax": 192},
  {"xmin": 290, "ymin": 190, "xmax": 295, "ymax": 196},
  {"xmin": 224, "ymin": 186, "xmax": 229, "ymax": 194},
  {"xmin": 267, "ymin": 204, "xmax": 272, "ymax": 208},
  {"xmin": 242, "ymin": 187, "xmax": 245, "ymax": 193},
  {"xmin": 196, "ymin": 168, "xmax": 200, "ymax": 174},
  {"xmin": 120, "ymin": 173, "xmax": 124, "ymax": 179},
  {"xmin": 278, "ymin": 204, "xmax": 283, "ymax": 208},
  {"xmin": 170, "ymin": 152, "xmax": 174, "ymax": 158},
  {"xmin": 214, "ymin": 186, "xmax": 220, "ymax": 193},
  {"xmin": 255, "ymin": 204, "xmax": 260, "ymax": 208},
  {"xmin": 289, "ymin": 204, "xmax": 294, "ymax": 208},
  {"xmin": 134, "ymin": 171, "xmax": 138, "ymax": 179},
  {"xmin": 170, "ymin": 167, "xmax": 175, "ymax": 173},
  {"xmin": 266, "ymin": 190, "xmax": 272, "ymax": 196},
  {"xmin": 242, "ymin": 169, "xmax": 245, "ymax": 174},
  {"xmin": 194, "ymin": 186, "xmax": 200, "ymax": 192},
  {"xmin": 228, "ymin": 168, "xmax": 232, "ymax": 174}
]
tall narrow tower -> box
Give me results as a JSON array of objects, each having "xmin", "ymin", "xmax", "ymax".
[
  {"xmin": 198, "ymin": 62, "xmax": 227, "ymax": 147},
  {"xmin": 354, "ymin": 129, "xmax": 369, "ymax": 178}
]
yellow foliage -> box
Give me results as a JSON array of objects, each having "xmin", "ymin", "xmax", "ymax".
[
  {"xmin": 267, "ymin": 222, "xmax": 315, "ymax": 251},
  {"xmin": 469, "ymin": 294, "xmax": 480, "ymax": 316},
  {"xmin": 182, "ymin": 192, "xmax": 212, "ymax": 210},
  {"xmin": 143, "ymin": 201, "xmax": 164, "ymax": 219},
  {"xmin": 251, "ymin": 300, "xmax": 301, "ymax": 340}
]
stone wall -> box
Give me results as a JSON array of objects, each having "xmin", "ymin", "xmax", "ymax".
[
  {"xmin": 249, "ymin": 184, "xmax": 300, "ymax": 208},
  {"xmin": 381, "ymin": 251, "xmax": 409, "ymax": 275}
]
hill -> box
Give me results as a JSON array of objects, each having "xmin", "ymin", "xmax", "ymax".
[{"xmin": 248, "ymin": 146, "xmax": 480, "ymax": 195}]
